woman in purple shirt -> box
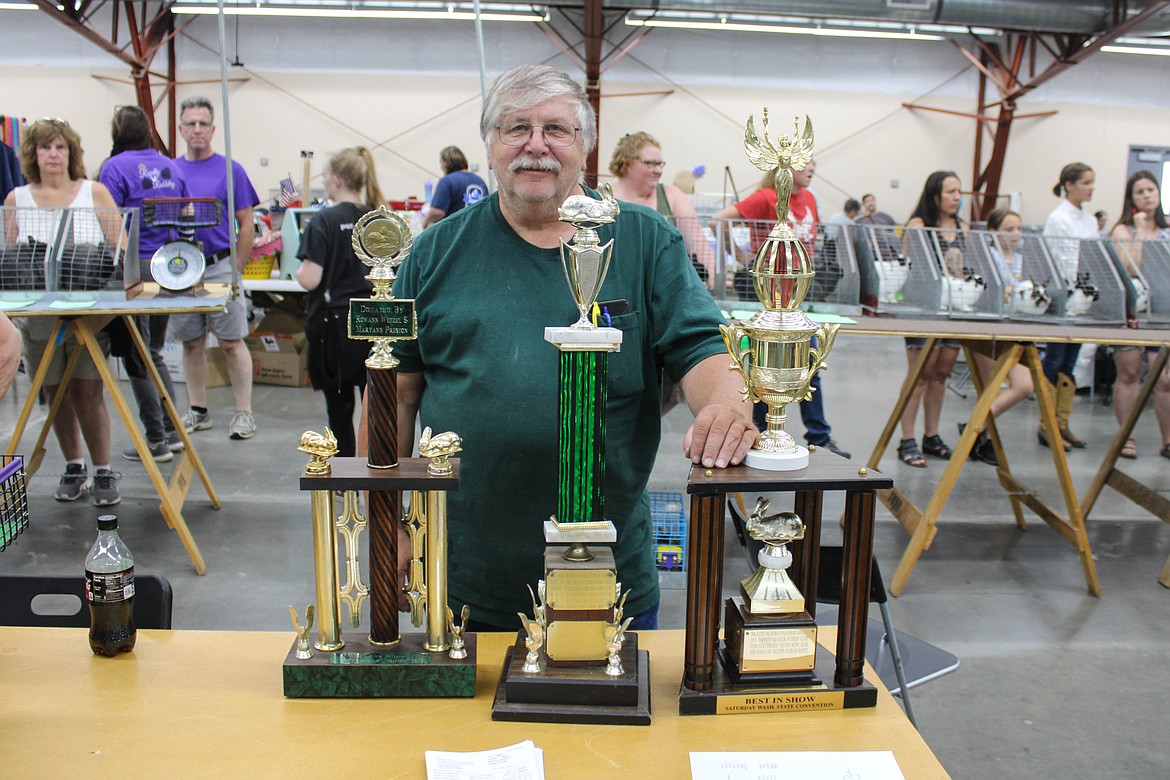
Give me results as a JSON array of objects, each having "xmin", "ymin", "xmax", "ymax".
[{"xmin": 98, "ymin": 105, "xmax": 188, "ymax": 462}]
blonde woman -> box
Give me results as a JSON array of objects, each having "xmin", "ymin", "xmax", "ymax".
[{"xmin": 295, "ymin": 147, "xmax": 384, "ymax": 457}]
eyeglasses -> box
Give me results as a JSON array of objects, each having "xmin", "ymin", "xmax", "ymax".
[
  {"xmin": 181, "ymin": 120, "xmax": 213, "ymax": 129},
  {"xmin": 34, "ymin": 117, "xmax": 70, "ymax": 128},
  {"xmin": 495, "ymin": 122, "xmax": 579, "ymax": 148},
  {"xmin": 637, "ymin": 158, "xmax": 666, "ymax": 169}
]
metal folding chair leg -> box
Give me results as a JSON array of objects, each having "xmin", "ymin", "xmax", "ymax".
[{"xmin": 877, "ymin": 601, "xmax": 918, "ymax": 728}]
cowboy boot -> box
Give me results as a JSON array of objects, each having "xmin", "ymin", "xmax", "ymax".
[
  {"xmin": 1057, "ymin": 373, "xmax": 1088, "ymax": 448},
  {"xmin": 1037, "ymin": 377, "xmax": 1070, "ymax": 451}
]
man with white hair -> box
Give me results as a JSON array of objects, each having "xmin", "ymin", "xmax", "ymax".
[{"xmin": 392, "ymin": 64, "xmax": 755, "ymax": 631}]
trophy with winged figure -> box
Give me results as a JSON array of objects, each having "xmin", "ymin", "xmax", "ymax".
[{"xmin": 721, "ymin": 110, "xmax": 840, "ymax": 470}]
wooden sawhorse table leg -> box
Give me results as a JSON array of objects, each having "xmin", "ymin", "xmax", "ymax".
[
  {"xmin": 877, "ymin": 341, "xmax": 1100, "ymax": 597},
  {"xmin": 6, "ymin": 315, "xmax": 217, "ymax": 574},
  {"xmin": 1079, "ymin": 346, "xmax": 1170, "ymax": 587}
]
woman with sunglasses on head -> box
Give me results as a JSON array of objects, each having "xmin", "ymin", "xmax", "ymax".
[
  {"xmin": 3, "ymin": 117, "xmax": 122, "ymax": 506},
  {"xmin": 609, "ymin": 132, "xmax": 715, "ymax": 287},
  {"xmin": 895, "ymin": 170, "xmax": 965, "ymax": 468},
  {"xmin": 1108, "ymin": 170, "xmax": 1170, "ymax": 460},
  {"xmin": 98, "ymin": 105, "xmax": 190, "ymax": 463},
  {"xmin": 1040, "ymin": 161, "xmax": 1097, "ymax": 451}
]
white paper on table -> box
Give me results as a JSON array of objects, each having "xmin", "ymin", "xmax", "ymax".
[
  {"xmin": 425, "ymin": 740, "xmax": 545, "ymax": 780},
  {"xmin": 690, "ymin": 750, "xmax": 905, "ymax": 780}
]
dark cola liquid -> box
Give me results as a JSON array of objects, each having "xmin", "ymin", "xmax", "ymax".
[{"xmin": 89, "ymin": 599, "xmax": 137, "ymax": 655}]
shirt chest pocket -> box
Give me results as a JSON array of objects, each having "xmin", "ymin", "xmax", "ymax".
[{"xmin": 605, "ymin": 311, "xmax": 646, "ymax": 399}]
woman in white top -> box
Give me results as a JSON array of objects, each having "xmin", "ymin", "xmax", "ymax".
[
  {"xmin": 1108, "ymin": 170, "xmax": 1170, "ymax": 460},
  {"xmin": 2, "ymin": 117, "xmax": 121, "ymax": 506},
  {"xmin": 1040, "ymin": 162, "xmax": 1097, "ymax": 451}
]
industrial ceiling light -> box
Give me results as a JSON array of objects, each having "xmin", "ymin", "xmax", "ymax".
[
  {"xmin": 170, "ymin": 2, "xmax": 548, "ymax": 22},
  {"xmin": 624, "ymin": 11, "xmax": 946, "ymax": 41},
  {"xmin": 1100, "ymin": 44, "xmax": 1170, "ymax": 57}
]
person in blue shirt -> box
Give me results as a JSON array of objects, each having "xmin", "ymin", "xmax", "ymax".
[{"xmin": 421, "ymin": 146, "xmax": 487, "ymax": 228}]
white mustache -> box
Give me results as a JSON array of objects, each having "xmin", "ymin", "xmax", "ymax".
[{"xmin": 509, "ymin": 156, "xmax": 561, "ymax": 174}]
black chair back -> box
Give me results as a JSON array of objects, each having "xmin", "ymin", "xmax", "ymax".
[{"xmin": 0, "ymin": 573, "xmax": 173, "ymax": 629}]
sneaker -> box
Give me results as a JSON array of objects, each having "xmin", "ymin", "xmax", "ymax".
[
  {"xmin": 92, "ymin": 468, "xmax": 121, "ymax": 507},
  {"xmin": 166, "ymin": 430, "xmax": 185, "ymax": 452},
  {"xmin": 229, "ymin": 410, "xmax": 256, "ymax": 440},
  {"xmin": 55, "ymin": 464, "xmax": 90, "ymax": 502},
  {"xmin": 122, "ymin": 441, "xmax": 174, "ymax": 463},
  {"xmin": 181, "ymin": 408, "xmax": 213, "ymax": 433}
]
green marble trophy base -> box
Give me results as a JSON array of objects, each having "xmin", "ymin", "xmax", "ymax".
[{"xmin": 283, "ymin": 632, "xmax": 476, "ymax": 698}]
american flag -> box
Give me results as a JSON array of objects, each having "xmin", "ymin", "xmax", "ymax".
[{"xmin": 279, "ymin": 176, "xmax": 300, "ymax": 208}]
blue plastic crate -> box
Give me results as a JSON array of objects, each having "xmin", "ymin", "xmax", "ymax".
[{"xmin": 650, "ymin": 490, "xmax": 686, "ymax": 571}]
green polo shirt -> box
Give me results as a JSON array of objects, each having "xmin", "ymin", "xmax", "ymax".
[{"xmin": 393, "ymin": 190, "xmax": 726, "ymax": 628}]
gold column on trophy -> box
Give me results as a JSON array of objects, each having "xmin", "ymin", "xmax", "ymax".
[
  {"xmin": 721, "ymin": 111, "xmax": 839, "ymax": 471},
  {"xmin": 296, "ymin": 429, "xmax": 344, "ymax": 652}
]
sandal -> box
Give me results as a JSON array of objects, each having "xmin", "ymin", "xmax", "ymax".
[
  {"xmin": 922, "ymin": 434, "xmax": 954, "ymax": 460},
  {"xmin": 1120, "ymin": 438, "xmax": 1137, "ymax": 460},
  {"xmin": 1161, "ymin": 444, "xmax": 1170, "ymax": 460},
  {"xmin": 897, "ymin": 438, "xmax": 927, "ymax": 468}
]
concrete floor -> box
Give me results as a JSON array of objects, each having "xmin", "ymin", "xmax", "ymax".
[{"xmin": 1, "ymin": 334, "xmax": 1168, "ymax": 778}]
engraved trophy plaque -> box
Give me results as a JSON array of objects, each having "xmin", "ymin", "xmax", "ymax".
[
  {"xmin": 490, "ymin": 185, "xmax": 650, "ymax": 725},
  {"xmin": 721, "ymin": 111, "xmax": 839, "ymax": 471}
]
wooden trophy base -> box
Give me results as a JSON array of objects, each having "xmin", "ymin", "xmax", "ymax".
[
  {"xmin": 282, "ymin": 632, "xmax": 476, "ymax": 698},
  {"xmin": 678, "ymin": 642, "xmax": 877, "ymax": 715},
  {"xmin": 491, "ymin": 632, "xmax": 651, "ymax": 725}
]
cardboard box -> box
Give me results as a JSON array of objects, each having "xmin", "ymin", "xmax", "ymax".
[
  {"xmin": 246, "ymin": 308, "xmax": 309, "ymax": 388},
  {"xmin": 245, "ymin": 333, "xmax": 308, "ymax": 387}
]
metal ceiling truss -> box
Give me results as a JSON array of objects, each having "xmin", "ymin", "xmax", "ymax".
[
  {"xmin": 905, "ymin": 0, "xmax": 1170, "ymax": 220},
  {"xmin": 29, "ymin": 0, "xmax": 1170, "ymax": 193},
  {"xmin": 30, "ymin": 0, "xmax": 194, "ymax": 153}
]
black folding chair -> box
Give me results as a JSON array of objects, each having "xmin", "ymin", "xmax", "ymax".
[{"xmin": 0, "ymin": 572, "xmax": 173, "ymax": 629}]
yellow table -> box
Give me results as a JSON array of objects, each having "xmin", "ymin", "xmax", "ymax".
[
  {"xmin": 842, "ymin": 317, "xmax": 1170, "ymax": 596},
  {"xmin": 5, "ymin": 287, "xmax": 232, "ymax": 574},
  {"xmin": 0, "ymin": 627, "xmax": 949, "ymax": 778}
]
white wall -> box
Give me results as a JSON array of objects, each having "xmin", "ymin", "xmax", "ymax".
[{"xmin": 3, "ymin": 9, "xmax": 1168, "ymax": 226}]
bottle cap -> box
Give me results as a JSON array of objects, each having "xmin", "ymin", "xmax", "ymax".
[{"xmin": 97, "ymin": 515, "xmax": 118, "ymax": 530}]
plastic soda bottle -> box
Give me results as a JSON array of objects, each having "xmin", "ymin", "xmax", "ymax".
[{"xmin": 85, "ymin": 514, "xmax": 136, "ymax": 656}]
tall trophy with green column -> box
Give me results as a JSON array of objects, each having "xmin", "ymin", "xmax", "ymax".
[{"xmin": 491, "ymin": 184, "xmax": 650, "ymax": 725}]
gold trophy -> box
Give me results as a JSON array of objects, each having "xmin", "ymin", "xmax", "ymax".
[
  {"xmin": 491, "ymin": 185, "xmax": 650, "ymax": 725},
  {"xmin": 722, "ymin": 498, "xmax": 817, "ymax": 681},
  {"xmin": 283, "ymin": 428, "xmax": 476, "ymax": 698},
  {"xmin": 722, "ymin": 111, "xmax": 839, "ymax": 471}
]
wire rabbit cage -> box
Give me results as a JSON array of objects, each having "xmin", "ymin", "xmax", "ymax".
[
  {"xmin": 0, "ymin": 206, "xmax": 139, "ymax": 297},
  {"xmin": 0, "ymin": 456, "xmax": 29, "ymax": 553}
]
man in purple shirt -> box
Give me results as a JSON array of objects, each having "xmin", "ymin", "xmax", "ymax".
[{"xmin": 170, "ymin": 96, "xmax": 261, "ymax": 441}]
